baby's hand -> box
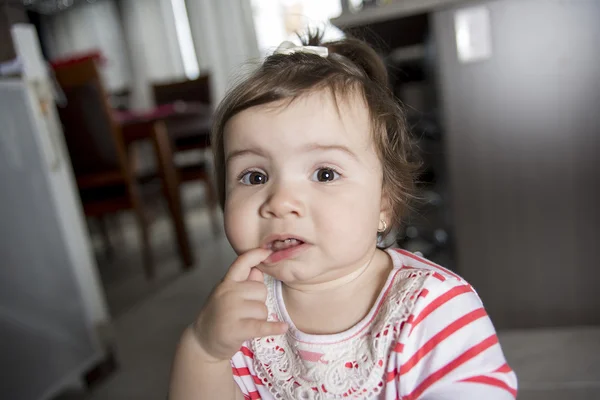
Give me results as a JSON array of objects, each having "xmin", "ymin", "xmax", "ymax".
[{"xmin": 192, "ymin": 248, "xmax": 288, "ymax": 362}]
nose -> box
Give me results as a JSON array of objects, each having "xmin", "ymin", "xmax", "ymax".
[{"xmin": 259, "ymin": 181, "xmax": 305, "ymax": 219}]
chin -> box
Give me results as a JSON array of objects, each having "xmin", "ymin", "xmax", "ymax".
[
  {"xmin": 261, "ymin": 258, "xmax": 299, "ymax": 274},
  {"xmin": 260, "ymin": 259, "xmax": 315, "ymax": 282}
]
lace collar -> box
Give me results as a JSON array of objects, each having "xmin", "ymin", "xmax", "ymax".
[{"xmin": 249, "ymin": 250, "xmax": 432, "ymax": 399}]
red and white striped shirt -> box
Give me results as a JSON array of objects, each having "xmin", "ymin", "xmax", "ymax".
[{"xmin": 231, "ymin": 248, "xmax": 517, "ymax": 399}]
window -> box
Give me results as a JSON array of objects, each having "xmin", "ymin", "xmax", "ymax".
[{"xmin": 250, "ymin": 0, "xmax": 345, "ymax": 57}]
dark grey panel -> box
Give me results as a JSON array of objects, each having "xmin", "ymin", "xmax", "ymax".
[{"xmin": 434, "ymin": 0, "xmax": 600, "ymax": 328}]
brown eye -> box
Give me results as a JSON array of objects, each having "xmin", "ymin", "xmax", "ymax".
[
  {"xmin": 313, "ymin": 168, "xmax": 339, "ymax": 182},
  {"xmin": 241, "ymin": 171, "xmax": 268, "ymax": 185}
]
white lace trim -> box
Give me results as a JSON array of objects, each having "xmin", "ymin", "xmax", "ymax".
[{"xmin": 250, "ymin": 267, "xmax": 432, "ymax": 399}]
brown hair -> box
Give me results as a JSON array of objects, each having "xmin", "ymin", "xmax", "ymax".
[{"xmin": 211, "ymin": 31, "xmax": 419, "ymax": 238}]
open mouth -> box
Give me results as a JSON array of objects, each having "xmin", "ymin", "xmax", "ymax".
[
  {"xmin": 263, "ymin": 236, "xmax": 309, "ymax": 263},
  {"xmin": 268, "ymin": 238, "xmax": 305, "ymax": 252}
]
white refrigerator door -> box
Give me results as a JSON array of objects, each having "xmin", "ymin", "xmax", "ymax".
[{"xmin": 0, "ymin": 79, "xmax": 105, "ymax": 400}]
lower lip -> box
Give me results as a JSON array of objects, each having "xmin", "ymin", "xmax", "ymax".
[{"xmin": 265, "ymin": 243, "xmax": 310, "ymax": 264}]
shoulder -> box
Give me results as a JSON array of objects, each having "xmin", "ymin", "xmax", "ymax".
[
  {"xmin": 384, "ymin": 248, "xmax": 486, "ymax": 335},
  {"xmin": 387, "ymin": 248, "xmax": 468, "ymax": 285},
  {"xmin": 385, "ymin": 248, "xmax": 499, "ymax": 369},
  {"xmin": 386, "ymin": 248, "xmax": 478, "ymax": 304},
  {"xmin": 384, "ymin": 250, "xmax": 517, "ymax": 398}
]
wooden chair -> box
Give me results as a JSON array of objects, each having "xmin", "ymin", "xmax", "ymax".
[
  {"xmin": 152, "ymin": 74, "xmax": 212, "ymax": 151},
  {"xmin": 152, "ymin": 75, "xmax": 219, "ymax": 231},
  {"xmin": 53, "ymin": 58, "xmax": 156, "ymax": 278}
]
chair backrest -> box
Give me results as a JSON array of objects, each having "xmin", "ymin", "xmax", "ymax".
[
  {"xmin": 152, "ymin": 74, "xmax": 211, "ymax": 106},
  {"xmin": 109, "ymin": 87, "xmax": 132, "ymax": 111},
  {"xmin": 53, "ymin": 58, "xmax": 129, "ymax": 180}
]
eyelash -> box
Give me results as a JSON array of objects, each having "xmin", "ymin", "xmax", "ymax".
[
  {"xmin": 237, "ymin": 168, "xmax": 266, "ymax": 185},
  {"xmin": 236, "ymin": 166, "xmax": 343, "ymax": 185},
  {"xmin": 312, "ymin": 165, "xmax": 342, "ymax": 182}
]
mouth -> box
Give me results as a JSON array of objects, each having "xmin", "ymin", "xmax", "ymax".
[
  {"xmin": 262, "ymin": 235, "xmax": 309, "ymax": 263},
  {"xmin": 267, "ymin": 238, "xmax": 305, "ymax": 251}
]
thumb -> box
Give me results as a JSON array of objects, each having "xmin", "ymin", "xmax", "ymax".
[{"xmin": 248, "ymin": 267, "xmax": 264, "ymax": 282}]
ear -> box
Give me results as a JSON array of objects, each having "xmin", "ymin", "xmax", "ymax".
[{"xmin": 379, "ymin": 190, "xmax": 392, "ymax": 228}]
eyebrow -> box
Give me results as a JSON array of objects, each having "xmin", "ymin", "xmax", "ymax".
[
  {"xmin": 225, "ymin": 143, "xmax": 359, "ymax": 164},
  {"xmin": 301, "ymin": 143, "xmax": 359, "ymax": 161},
  {"xmin": 225, "ymin": 148, "xmax": 267, "ymax": 164}
]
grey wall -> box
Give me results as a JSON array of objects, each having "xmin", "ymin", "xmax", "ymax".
[
  {"xmin": 0, "ymin": 1, "xmax": 28, "ymax": 62},
  {"xmin": 434, "ymin": 0, "xmax": 600, "ymax": 329}
]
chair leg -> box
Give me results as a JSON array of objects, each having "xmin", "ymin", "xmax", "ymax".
[
  {"xmin": 152, "ymin": 121, "xmax": 194, "ymax": 268},
  {"xmin": 204, "ymin": 177, "xmax": 221, "ymax": 236},
  {"xmin": 132, "ymin": 203, "xmax": 154, "ymax": 280}
]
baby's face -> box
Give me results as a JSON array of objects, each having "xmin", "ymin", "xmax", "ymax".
[{"xmin": 222, "ymin": 89, "xmax": 386, "ymax": 285}]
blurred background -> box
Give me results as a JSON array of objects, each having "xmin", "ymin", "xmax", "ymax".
[{"xmin": 0, "ymin": 0, "xmax": 598, "ymax": 399}]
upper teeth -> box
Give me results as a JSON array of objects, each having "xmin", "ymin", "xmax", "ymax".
[{"xmin": 271, "ymin": 238, "xmax": 300, "ymax": 250}]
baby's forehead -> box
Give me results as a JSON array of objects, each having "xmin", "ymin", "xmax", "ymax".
[{"xmin": 224, "ymin": 89, "xmax": 374, "ymax": 149}]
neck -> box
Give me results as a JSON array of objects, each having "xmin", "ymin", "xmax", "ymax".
[
  {"xmin": 284, "ymin": 257, "xmax": 373, "ymax": 294},
  {"xmin": 281, "ymin": 249, "xmax": 393, "ymax": 334},
  {"xmin": 282, "ymin": 248, "xmax": 391, "ymax": 300}
]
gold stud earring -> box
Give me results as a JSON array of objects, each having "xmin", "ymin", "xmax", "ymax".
[{"xmin": 378, "ymin": 220, "xmax": 387, "ymax": 233}]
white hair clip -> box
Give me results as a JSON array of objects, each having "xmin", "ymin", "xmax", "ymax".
[{"xmin": 273, "ymin": 41, "xmax": 329, "ymax": 58}]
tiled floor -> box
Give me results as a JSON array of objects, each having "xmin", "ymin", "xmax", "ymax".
[
  {"xmin": 86, "ymin": 235, "xmax": 236, "ymax": 400},
  {"xmin": 90, "ymin": 186, "xmax": 221, "ymax": 317},
  {"xmin": 69, "ymin": 192, "xmax": 600, "ymax": 400},
  {"xmin": 501, "ymin": 327, "xmax": 600, "ymax": 399}
]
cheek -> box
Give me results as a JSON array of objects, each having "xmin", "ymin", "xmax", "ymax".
[
  {"xmin": 224, "ymin": 196, "xmax": 257, "ymax": 254},
  {"xmin": 316, "ymin": 186, "xmax": 382, "ymax": 247}
]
